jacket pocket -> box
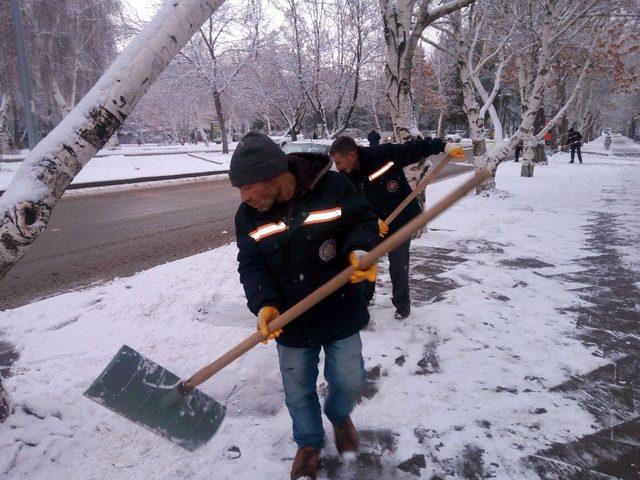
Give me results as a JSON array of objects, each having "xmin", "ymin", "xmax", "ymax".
[
  {"xmin": 257, "ymin": 235, "xmax": 287, "ymax": 279},
  {"xmin": 298, "ymin": 226, "xmax": 342, "ymax": 272}
]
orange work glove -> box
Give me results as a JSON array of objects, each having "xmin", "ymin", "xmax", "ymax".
[
  {"xmin": 257, "ymin": 306, "xmax": 282, "ymax": 344},
  {"xmin": 349, "ymin": 250, "xmax": 377, "ymax": 284},
  {"xmin": 444, "ymin": 143, "xmax": 466, "ymax": 160},
  {"xmin": 378, "ymin": 219, "xmax": 389, "ymax": 238}
]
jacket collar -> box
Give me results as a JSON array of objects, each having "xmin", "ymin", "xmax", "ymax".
[{"xmin": 245, "ymin": 153, "xmax": 332, "ymax": 219}]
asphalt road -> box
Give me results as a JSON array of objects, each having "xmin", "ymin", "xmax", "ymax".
[{"xmin": 0, "ymin": 156, "xmax": 473, "ymax": 310}]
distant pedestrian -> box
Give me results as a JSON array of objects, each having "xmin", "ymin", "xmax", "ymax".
[
  {"xmin": 514, "ymin": 140, "xmax": 523, "ymax": 162},
  {"xmin": 367, "ymin": 130, "xmax": 381, "ymax": 147},
  {"xmin": 566, "ymin": 128, "xmax": 583, "ymax": 164}
]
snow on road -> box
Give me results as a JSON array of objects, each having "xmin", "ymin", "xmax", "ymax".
[{"xmin": 1, "ymin": 146, "xmax": 639, "ymax": 479}]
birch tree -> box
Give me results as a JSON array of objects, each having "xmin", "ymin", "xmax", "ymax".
[
  {"xmin": 430, "ymin": 0, "xmax": 630, "ymax": 190},
  {"xmin": 515, "ymin": 0, "xmax": 636, "ymax": 177},
  {"xmin": 424, "ymin": 1, "xmax": 516, "ymax": 188},
  {"xmin": 0, "ymin": 0, "xmax": 227, "ymax": 280},
  {"xmin": 563, "ymin": 20, "xmax": 639, "ymax": 142},
  {"xmin": 378, "ymin": 0, "xmax": 473, "ymax": 200},
  {"xmin": 378, "ymin": 0, "xmax": 474, "ymax": 142}
]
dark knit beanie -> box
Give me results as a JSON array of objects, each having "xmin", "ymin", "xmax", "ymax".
[{"xmin": 229, "ymin": 132, "xmax": 288, "ymax": 187}]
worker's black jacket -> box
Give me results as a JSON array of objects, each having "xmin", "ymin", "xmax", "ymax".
[
  {"xmin": 567, "ymin": 130, "xmax": 583, "ymax": 146},
  {"xmin": 346, "ymin": 138, "xmax": 445, "ymax": 233},
  {"xmin": 235, "ymin": 153, "xmax": 379, "ymax": 348}
]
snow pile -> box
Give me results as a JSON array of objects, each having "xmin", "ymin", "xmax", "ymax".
[
  {"xmin": 1, "ymin": 149, "xmax": 639, "ymax": 478},
  {"xmin": 581, "ymin": 134, "xmax": 611, "ymax": 155},
  {"xmin": 98, "ymin": 141, "xmax": 238, "ymax": 157},
  {"xmin": 580, "ymin": 134, "xmax": 640, "ymax": 158}
]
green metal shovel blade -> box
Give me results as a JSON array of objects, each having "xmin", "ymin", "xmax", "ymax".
[{"xmin": 84, "ymin": 345, "xmax": 225, "ymax": 451}]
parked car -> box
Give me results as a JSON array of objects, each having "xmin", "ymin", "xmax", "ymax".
[
  {"xmin": 444, "ymin": 132, "xmax": 462, "ymax": 143},
  {"xmin": 282, "ymin": 142, "xmax": 331, "ymax": 155},
  {"xmin": 270, "ymin": 132, "xmax": 306, "ymax": 147}
]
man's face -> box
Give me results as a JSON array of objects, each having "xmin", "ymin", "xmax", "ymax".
[
  {"xmin": 239, "ymin": 179, "xmax": 279, "ymax": 212},
  {"xmin": 331, "ymin": 150, "xmax": 359, "ymax": 173}
]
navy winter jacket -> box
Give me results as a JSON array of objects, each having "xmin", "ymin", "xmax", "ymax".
[
  {"xmin": 567, "ymin": 130, "xmax": 583, "ymax": 146},
  {"xmin": 235, "ymin": 153, "xmax": 379, "ymax": 348},
  {"xmin": 346, "ymin": 138, "xmax": 445, "ymax": 233}
]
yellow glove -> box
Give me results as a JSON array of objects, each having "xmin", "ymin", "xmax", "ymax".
[
  {"xmin": 257, "ymin": 306, "xmax": 282, "ymax": 344},
  {"xmin": 349, "ymin": 250, "xmax": 377, "ymax": 283},
  {"xmin": 378, "ymin": 219, "xmax": 389, "ymax": 238},
  {"xmin": 444, "ymin": 143, "xmax": 466, "ymax": 160}
]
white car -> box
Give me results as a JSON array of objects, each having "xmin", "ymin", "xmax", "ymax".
[{"xmin": 444, "ymin": 132, "xmax": 462, "ymax": 143}]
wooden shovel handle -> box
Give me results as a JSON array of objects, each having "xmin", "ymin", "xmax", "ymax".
[
  {"xmin": 384, "ymin": 154, "xmax": 454, "ymax": 225},
  {"xmin": 184, "ymin": 169, "xmax": 489, "ymax": 391}
]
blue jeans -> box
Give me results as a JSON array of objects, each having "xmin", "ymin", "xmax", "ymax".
[{"xmin": 277, "ymin": 333, "xmax": 366, "ymax": 449}]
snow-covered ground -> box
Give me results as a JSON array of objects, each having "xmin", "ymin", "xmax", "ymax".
[
  {"xmin": 1, "ymin": 146, "xmax": 639, "ymax": 479},
  {"xmin": 0, "ymin": 146, "xmax": 234, "ymax": 191}
]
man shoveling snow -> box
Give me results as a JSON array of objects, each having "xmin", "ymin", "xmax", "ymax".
[{"xmin": 230, "ymin": 132, "xmax": 380, "ymax": 479}]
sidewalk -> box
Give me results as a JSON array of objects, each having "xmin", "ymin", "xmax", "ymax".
[
  {"xmin": 0, "ymin": 148, "xmax": 639, "ymax": 479},
  {"xmin": 582, "ymin": 134, "xmax": 640, "ymax": 157}
]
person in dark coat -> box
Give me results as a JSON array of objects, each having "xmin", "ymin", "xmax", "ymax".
[
  {"xmin": 514, "ymin": 140, "xmax": 523, "ymax": 162},
  {"xmin": 230, "ymin": 132, "xmax": 380, "ymax": 480},
  {"xmin": 566, "ymin": 127, "xmax": 583, "ymax": 164},
  {"xmin": 367, "ymin": 129, "xmax": 381, "ymax": 147},
  {"xmin": 329, "ymin": 135, "xmax": 465, "ymax": 319}
]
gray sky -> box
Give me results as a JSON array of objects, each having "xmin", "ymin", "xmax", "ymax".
[
  {"xmin": 123, "ymin": 0, "xmax": 284, "ymax": 23},
  {"xmin": 124, "ymin": 0, "xmax": 158, "ymax": 22}
]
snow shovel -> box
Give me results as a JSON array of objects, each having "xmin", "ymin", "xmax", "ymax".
[{"xmin": 85, "ymin": 169, "xmax": 489, "ymax": 451}]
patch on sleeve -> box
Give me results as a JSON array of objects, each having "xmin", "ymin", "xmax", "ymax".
[
  {"xmin": 319, "ymin": 239, "xmax": 337, "ymax": 262},
  {"xmin": 387, "ymin": 179, "xmax": 399, "ymax": 193}
]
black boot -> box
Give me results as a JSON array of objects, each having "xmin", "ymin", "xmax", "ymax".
[{"xmin": 395, "ymin": 305, "xmax": 410, "ymax": 319}]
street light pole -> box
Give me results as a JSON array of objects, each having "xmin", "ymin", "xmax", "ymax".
[{"xmin": 9, "ymin": 0, "xmax": 40, "ymax": 149}]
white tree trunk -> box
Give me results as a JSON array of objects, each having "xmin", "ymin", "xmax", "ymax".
[
  {"xmin": 371, "ymin": 100, "xmax": 382, "ymax": 132},
  {"xmin": 458, "ymin": 38, "xmax": 492, "ymax": 191},
  {"xmin": 198, "ymin": 126, "xmax": 210, "ymax": 147},
  {"xmin": 105, "ymin": 133, "xmax": 119, "ymax": 150},
  {"xmin": 51, "ymin": 78, "xmax": 72, "ymax": 118},
  {"xmin": 380, "ymin": 0, "xmax": 473, "ymax": 142},
  {"xmin": 379, "ymin": 0, "xmax": 422, "ymax": 142},
  {"xmin": 0, "ymin": 93, "xmax": 10, "ymax": 154},
  {"xmin": 0, "ymin": 0, "xmax": 226, "ymax": 279},
  {"xmin": 0, "ymin": 376, "xmax": 10, "ymax": 422},
  {"xmin": 436, "ymin": 110, "xmax": 445, "ymax": 138},
  {"xmin": 520, "ymin": 141, "xmax": 536, "ymax": 177}
]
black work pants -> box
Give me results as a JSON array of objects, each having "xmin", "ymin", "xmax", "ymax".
[
  {"xmin": 570, "ymin": 144, "xmax": 582, "ymax": 163},
  {"xmin": 514, "ymin": 146, "xmax": 522, "ymax": 162},
  {"xmin": 365, "ymin": 240, "xmax": 410, "ymax": 310}
]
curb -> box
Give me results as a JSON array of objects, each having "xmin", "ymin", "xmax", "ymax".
[{"xmin": 0, "ymin": 170, "xmax": 229, "ymax": 196}]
